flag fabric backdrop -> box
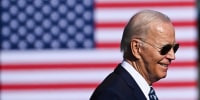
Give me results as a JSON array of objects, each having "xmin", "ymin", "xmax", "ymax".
[{"xmin": 1, "ymin": 0, "xmax": 198, "ymax": 100}]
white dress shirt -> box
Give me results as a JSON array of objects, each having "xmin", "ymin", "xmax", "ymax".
[{"xmin": 121, "ymin": 60, "xmax": 151, "ymax": 100}]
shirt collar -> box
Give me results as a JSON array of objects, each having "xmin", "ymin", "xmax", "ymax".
[{"xmin": 121, "ymin": 60, "xmax": 151, "ymax": 100}]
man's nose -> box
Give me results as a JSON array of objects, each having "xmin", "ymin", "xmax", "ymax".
[{"xmin": 166, "ymin": 48, "xmax": 176, "ymax": 60}]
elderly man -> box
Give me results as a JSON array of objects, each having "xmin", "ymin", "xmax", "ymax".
[{"xmin": 90, "ymin": 10, "xmax": 179, "ymax": 100}]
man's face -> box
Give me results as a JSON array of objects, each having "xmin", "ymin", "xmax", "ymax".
[{"xmin": 140, "ymin": 22, "xmax": 177, "ymax": 82}]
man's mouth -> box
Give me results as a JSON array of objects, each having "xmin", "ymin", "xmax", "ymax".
[{"xmin": 159, "ymin": 63, "xmax": 169, "ymax": 67}]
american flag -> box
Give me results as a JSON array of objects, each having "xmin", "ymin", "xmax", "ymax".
[{"xmin": 1, "ymin": 0, "xmax": 198, "ymax": 100}]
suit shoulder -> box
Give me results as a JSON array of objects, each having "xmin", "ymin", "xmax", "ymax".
[{"xmin": 90, "ymin": 72, "xmax": 135, "ymax": 100}]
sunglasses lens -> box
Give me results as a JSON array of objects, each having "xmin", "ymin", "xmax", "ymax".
[
  {"xmin": 160, "ymin": 45, "xmax": 172, "ymax": 55},
  {"xmin": 173, "ymin": 44, "xmax": 179, "ymax": 53},
  {"xmin": 160, "ymin": 44, "xmax": 179, "ymax": 55}
]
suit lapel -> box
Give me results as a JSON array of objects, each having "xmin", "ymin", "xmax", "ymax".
[{"xmin": 114, "ymin": 64, "xmax": 147, "ymax": 100}]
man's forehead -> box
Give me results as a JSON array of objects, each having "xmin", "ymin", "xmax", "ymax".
[{"xmin": 145, "ymin": 22, "xmax": 175, "ymax": 41}]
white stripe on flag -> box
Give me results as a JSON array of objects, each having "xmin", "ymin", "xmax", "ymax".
[
  {"xmin": 1, "ymin": 47, "xmax": 197, "ymax": 63},
  {"xmin": 156, "ymin": 87, "xmax": 198, "ymax": 100},
  {"xmin": 2, "ymin": 89, "xmax": 94, "ymax": 100},
  {"xmin": 95, "ymin": 27, "xmax": 197, "ymax": 43},
  {"xmin": 2, "ymin": 67, "xmax": 197, "ymax": 84},
  {"xmin": 95, "ymin": 7, "xmax": 196, "ymax": 23},
  {"xmin": 2, "ymin": 87, "xmax": 197, "ymax": 100}
]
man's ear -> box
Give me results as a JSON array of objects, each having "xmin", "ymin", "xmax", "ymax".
[{"xmin": 130, "ymin": 39, "xmax": 141, "ymax": 59}]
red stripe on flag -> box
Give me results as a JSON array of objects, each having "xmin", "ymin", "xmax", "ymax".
[
  {"xmin": 1, "ymin": 63, "xmax": 117, "ymax": 70},
  {"xmin": 154, "ymin": 81, "xmax": 197, "ymax": 88},
  {"xmin": 173, "ymin": 21, "xmax": 197, "ymax": 27},
  {"xmin": 170, "ymin": 61, "xmax": 197, "ymax": 67},
  {"xmin": 96, "ymin": 1, "xmax": 195, "ymax": 8},
  {"xmin": 96, "ymin": 42, "xmax": 120, "ymax": 48},
  {"xmin": 96, "ymin": 41, "xmax": 197, "ymax": 48},
  {"xmin": 96, "ymin": 22, "xmax": 126, "ymax": 28},
  {"xmin": 1, "ymin": 61, "xmax": 196, "ymax": 71},
  {"xmin": 178, "ymin": 41, "xmax": 198, "ymax": 47},
  {"xmin": 2, "ymin": 83, "xmax": 98, "ymax": 90},
  {"xmin": 96, "ymin": 21, "xmax": 196, "ymax": 28},
  {"xmin": 2, "ymin": 81, "xmax": 196, "ymax": 90}
]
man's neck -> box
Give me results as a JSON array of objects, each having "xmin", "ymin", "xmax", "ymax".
[{"xmin": 125, "ymin": 59, "xmax": 152, "ymax": 85}]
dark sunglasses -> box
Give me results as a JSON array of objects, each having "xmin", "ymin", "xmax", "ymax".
[{"xmin": 139, "ymin": 40, "xmax": 179, "ymax": 55}]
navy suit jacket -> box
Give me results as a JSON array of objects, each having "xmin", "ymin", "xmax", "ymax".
[{"xmin": 90, "ymin": 64, "xmax": 147, "ymax": 100}]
